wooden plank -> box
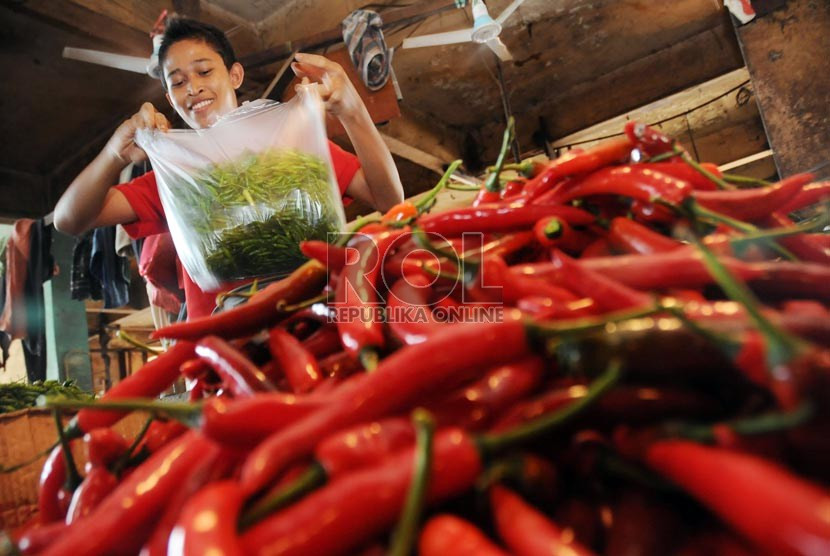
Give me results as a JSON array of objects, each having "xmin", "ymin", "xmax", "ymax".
[
  {"xmin": 734, "ymin": 0, "xmax": 830, "ymax": 179},
  {"xmin": 245, "ymin": 0, "xmax": 456, "ymax": 68},
  {"xmin": 13, "ymin": 0, "xmax": 149, "ymax": 55}
]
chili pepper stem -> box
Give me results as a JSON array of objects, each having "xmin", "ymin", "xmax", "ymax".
[
  {"xmin": 526, "ymin": 298, "xmax": 671, "ymax": 341},
  {"xmin": 0, "ymin": 440, "xmax": 59, "ymax": 474},
  {"xmin": 111, "ymin": 415, "xmax": 154, "ymax": 476},
  {"xmin": 388, "ymin": 408, "xmax": 436, "ymax": 556},
  {"xmin": 41, "ymin": 397, "xmax": 203, "ymax": 429},
  {"xmin": 445, "ymin": 183, "xmax": 481, "ymax": 192},
  {"xmin": 277, "ymin": 292, "xmax": 333, "ymax": 313},
  {"xmin": 476, "ymin": 359, "xmax": 622, "ymax": 456},
  {"xmin": 336, "ymin": 216, "xmax": 383, "ymax": 246},
  {"xmin": 645, "ymin": 151, "xmax": 681, "ymax": 163},
  {"xmin": 483, "ymin": 117, "xmax": 515, "ymax": 193},
  {"xmin": 414, "ymin": 160, "xmax": 464, "ymax": 215},
  {"xmin": 674, "ymin": 145, "xmax": 734, "ymax": 190},
  {"xmin": 53, "ymin": 409, "xmax": 82, "ymax": 491},
  {"xmin": 665, "ymin": 402, "xmax": 815, "ymax": 443},
  {"xmin": 721, "ymin": 172, "xmax": 771, "ymax": 187},
  {"xmin": 694, "ymin": 240, "xmax": 808, "ymax": 368},
  {"xmin": 239, "ymin": 462, "xmax": 327, "ymax": 530},
  {"xmin": 115, "ymin": 329, "xmax": 163, "ymax": 355},
  {"xmin": 681, "ymin": 200, "xmax": 798, "ymax": 261},
  {"xmin": 360, "ymin": 348, "xmax": 380, "ymax": 373}
]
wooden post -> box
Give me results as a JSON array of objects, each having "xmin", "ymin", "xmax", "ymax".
[{"xmin": 733, "ymin": 0, "xmax": 830, "ymax": 178}]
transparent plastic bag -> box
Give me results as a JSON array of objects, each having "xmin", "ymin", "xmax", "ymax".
[{"xmin": 135, "ymin": 86, "xmax": 346, "ymax": 291}]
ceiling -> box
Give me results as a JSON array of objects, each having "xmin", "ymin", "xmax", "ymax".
[{"xmin": 0, "ymin": 0, "xmax": 768, "ymax": 219}]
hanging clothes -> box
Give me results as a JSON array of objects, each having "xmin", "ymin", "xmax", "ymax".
[
  {"xmin": 21, "ymin": 219, "xmax": 52, "ymax": 382},
  {"xmin": 0, "ymin": 219, "xmax": 53, "ymax": 382},
  {"xmin": 89, "ymin": 226, "xmax": 131, "ymax": 308},
  {"xmin": 70, "ymin": 231, "xmax": 99, "ymax": 301}
]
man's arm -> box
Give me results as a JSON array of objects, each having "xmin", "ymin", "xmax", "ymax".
[
  {"xmin": 54, "ymin": 103, "xmax": 170, "ymax": 236},
  {"xmin": 292, "ymin": 53, "xmax": 404, "ymax": 213}
]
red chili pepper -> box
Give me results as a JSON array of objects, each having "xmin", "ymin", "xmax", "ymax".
[
  {"xmin": 135, "ymin": 419, "xmax": 188, "ymax": 455},
  {"xmin": 692, "ymin": 173, "xmax": 814, "ymax": 222},
  {"xmin": 625, "ymin": 121, "xmax": 674, "ymax": 156},
  {"xmin": 268, "ymin": 328, "xmax": 323, "ymax": 393},
  {"xmin": 419, "ymin": 204, "xmax": 595, "ymax": 236},
  {"xmin": 64, "ymin": 467, "xmax": 118, "ymax": 524},
  {"xmin": 317, "ymin": 350, "xmax": 365, "ymax": 380},
  {"xmin": 387, "ymin": 274, "xmax": 446, "ymax": 345},
  {"xmin": 240, "ymin": 317, "xmax": 530, "ymax": 495},
  {"xmin": 629, "ymin": 198, "xmax": 677, "ymax": 225},
  {"xmin": 300, "ymin": 240, "xmax": 350, "ymax": 272},
  {"xmin": 196, "ymin": 335, "xmax": 276, "ymax": 397},
  {"xmin": 335, "ymin": 229, "xmax": 408, "ymax": 366},
  {"xmin": 300, "ymin": 325, "xmax": 342, "ymax": 358},
  {"xmin": 419, "ymin": 515, "xmax": 509, "ymax": 556},
  {"xmin": 83, "ymin": 428, "xmax": 128, "ymax": 471},
  {"xmin": 581, "ymin": 237, "xmax": 615, "ymax": 258},
  {"xmin": 737, "ymin": 259, "xmax": 830, "ymax": 303},
  {"xmin": 152, "ymin": 260, "xmax": 328, "ymax": 341},
  {"xmin": 72, "ymin": 341, "xmax": 195, "ymax": 435},
  {"xmin": 776, "ymin": 180, "xmax": 830, "ymax": 214},
  {"xmin": 762, "ymin": 212, "xmax": 830, "ymax": 265},
  {"xmin": 139, "ymin": 436, "xmax": 241, "ymax": 556},
  {"xmin": 42, "ymin": 432, "xmax": 222, "ymax": 556},
  {"xmin": 542, "ymin": 250, "xmax": 652, "ymax": 312},
  {"xmin": 539, "ymin": 249, "xmax": 763, "ymax": 290},
  {"xmin": 645, "ymin": 440, "xmax": 830, "ymax": 556},
  {"xmin": 240, "ymin": 428, "xmax": 483, "ymax": 556},
  {"xmin": 38, "ymin": 446, "xmax": 71, "ymax": 523},
  {"xmin": 501, "ymin": 178, "xmax": 526, "ymax": 200},
  {"xmin": 607, "ymin": 217, "xmax": 683, "ymax": 255},
  {"xmin": 170, "ymin": 480, "xmax": 245, "ymax": 556},
  {"xmin": 534, "ymin": 216, "xmax": 595, "ymax": 254},
  {"xmin": 521, "ymin": 136, "xmax": 634, "ymax": 201},
  {"xmin": 12, "ymin": 521, "xmax": 68, "ymax": 555},
  {"xmin": 471, "ymin": 255, "xmax": 579, "ymax": 307},
  {"xmin": 180, "ymin": 357, "xmax": 210, "ymax": 380},
  {"xmin": 634, "ymin": 161, "xmax": 721, "ymax": 190},
  {"xmin": 554, "ymin": 166, "xmax": 693, "ymax": 206},
  {"xmin": 200, "ymin": 393, "xmax": 322, "ymax": 448},
  {"xmin": 491, "ymin": 485, "xmax": 596, "ymax": 556},
  {"xmin": 517, "ymin": 295, "xmax": 598, "ymax": 320},
  {"xmin": 472, "ymin": 188, "xmax": 502, "ymax": 207}
]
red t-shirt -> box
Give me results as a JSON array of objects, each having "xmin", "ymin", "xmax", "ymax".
[{"xmin": 116, "ymin": 141, "xmax": 360, "ymax": 319}]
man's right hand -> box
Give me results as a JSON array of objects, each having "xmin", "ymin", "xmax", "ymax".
[{"xmin": 106, "ymin": 102, "xmax": 171, "ymax": 165}]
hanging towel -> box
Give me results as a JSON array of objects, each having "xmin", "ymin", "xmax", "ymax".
[{"xmin": 342, "ymin": 9, "xmax": 390, "ymax": 91}]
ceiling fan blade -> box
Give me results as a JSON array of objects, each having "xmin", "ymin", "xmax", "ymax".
[
  {"xmin": 496, "ymin": 0, "xmax": 527, "ymax": 25},
  {"xmin": 62, "ymin": 47, "xmax": 151, "ymax": 74},
  {"xmin": 401, "ymin": 28, "xmax": 473, "ymax": 49},
  {"xmin": 485, "ymin": 37, "xmax": 513, "ymax": 61}
]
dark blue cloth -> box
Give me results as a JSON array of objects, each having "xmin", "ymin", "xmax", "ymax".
[{"xmin": 90, "ymin": 226, "xmax": 131, "ymax": 308}]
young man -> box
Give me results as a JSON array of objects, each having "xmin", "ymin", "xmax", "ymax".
[{"xmin": 54, "ymin": 18, "xmax": 404, "ymax": 319}]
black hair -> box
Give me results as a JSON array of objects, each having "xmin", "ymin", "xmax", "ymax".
[{"xmin": 158, "ymin": 17, "xmax": 236, "ymax": 88}]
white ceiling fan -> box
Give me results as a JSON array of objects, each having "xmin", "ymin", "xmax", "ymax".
[
  {"xmin": 62, "ymin": 10, "xmax": 168, "ymax": 78},
  {"xmin": 401, "ymin": 0, "xmax": 526, "ymax": 62}
]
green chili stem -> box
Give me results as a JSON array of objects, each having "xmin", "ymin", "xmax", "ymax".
[
  {"xmin": 667, "ymin": 402, "xmax": 814, "ymax": 442},
  {"xmin": 239, "ymin": 463, "xmax": 327, "ymax": 530},
  {"xmin": 0, "ymin": 441, "xmax": 59, "ymax": 474},
  {"xmin": 721, "ymin": 172, "xmax": 771, "ymax": 187},
  {"xmin": 42, "ymin": 397, "xmax": 203, "ymax": 428},
  {"xmin": 414, "ymin": 159, "xmax": 464, "ymax": 215},
  {"xmin": 116, "ymin": 330, "xmax": 162, "ymax": 355},
  {"xmin": 278, "ymin": 292, "xmax": 333, "ymax": 313},
  {"xmin": 389, "ymin": 409, "xmax": 436, "ymax": 556},
  {"xmin": 477, "ymin": 359, "xmax": 622, "ymax": 455},
  {"xmin": 645, "ymin": 151, "xmax": 681, "ymax": 163},
  {"xmin": 445, "ymin": 183, "xmax": 481, "ymax": 192},
  {"xmin": 360, "ymin": 348, "xmax": 380, "ymax": 373},
  {"xmin": 674, "ymin": 145, "xmax": 734, "ymax": 190},
  {"xmin": 483, "ymin": 117, "xmax": 515, "ymax": 193},
  {"xmin": 337, "ymin": 216, "xmax": 383, "ymax": 246},
  {"xmin": 53, "ymin": 409, "xmax": 82, "ymax": 491},
  {"xmin": 487, "ymin": 160, "xmax": 535, "ymax": 177},
  {"xmin": 112, "ymin": 415, "xmax": 154, "ymax": 476},
  {"xmin": 693, "ymin": 239, "xmax": 807, "ymax": 368},
  {"xmin": 525, "ymin": 300, "xmax": 667, "ymax": 340},
  {"xmin": 729, "ymin": 209, "xmax": 830, "ymax": 246},
  {"xmin": 685, "ymin": 200, "xmax": 798, "ymax": 261}
]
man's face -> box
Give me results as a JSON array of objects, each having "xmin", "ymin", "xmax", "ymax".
[{"xmin": 163, "ymin": 38, "xmax": 244, "ymax": 129}]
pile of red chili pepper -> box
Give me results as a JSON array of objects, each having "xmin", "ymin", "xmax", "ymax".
[{"xmin": 5, "ymin": 120, "xmax": 830, "ymax": 556}]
